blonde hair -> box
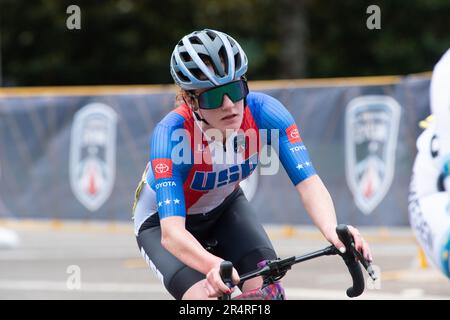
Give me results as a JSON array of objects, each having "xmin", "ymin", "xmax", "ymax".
[{"xmin": 175, "ymin": 89, "xmax": 199, "ymax": 110}]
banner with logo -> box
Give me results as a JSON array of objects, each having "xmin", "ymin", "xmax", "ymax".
[{"xmin": 0, "ymin": 75, "xmax": 430, "ymax": 226}]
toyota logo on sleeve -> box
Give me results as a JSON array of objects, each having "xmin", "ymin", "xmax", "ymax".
[
  {"xmin": 286, "ymin": 124, "xmax": 302, "ymax": 144},
  {"xmin": 152, "ymin": 158, "xmax": 173, "ymax": 179},
  {"xmin": 290, "ymin": 129, "xmax": 299, "ymax": 139},
  {"xmin": 155, "ymin": 163, "xmax": 169, "ymax": 174}
]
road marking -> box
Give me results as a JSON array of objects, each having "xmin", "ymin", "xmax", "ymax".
[
  {"xmin": 0, "ymin": 219, "xmax": 417, "ymax": 243},
  {"xmin": 0, "ymin": 280, "xmax": 166, "ymax": 293},
  {"xmin": 124, "ymin": 259, "xmax": 147, "ymax": 269},
  {"xmin": 284, "ymin": 287, "xmax": 448, "ymax": 300},
  {"xmin": 381, "ymin": 268, "xmax": 448, "ymax": 282},
  {"xmin": 0, "ymin": 280, "xmax": 447, "ymax": 300}
]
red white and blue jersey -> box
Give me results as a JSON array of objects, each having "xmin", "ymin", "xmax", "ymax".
[{"xmin": 134, "ymin": 92, "xmax": 316, "ymax": 226}]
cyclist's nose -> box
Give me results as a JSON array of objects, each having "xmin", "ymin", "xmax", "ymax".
[{"xmin": 221, "ymin": 94, "xmax": 234, "ymax": 110}]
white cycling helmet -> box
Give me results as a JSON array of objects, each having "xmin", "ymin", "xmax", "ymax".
[{"xmin": 170, "ymin": 29, "xmax": 248, "ymax": 90}]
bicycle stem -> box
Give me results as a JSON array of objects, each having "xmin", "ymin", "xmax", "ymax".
[
  {"xmin": 238, "ymin": 245, "xmax": 338, "ymax": 284},
  {"xmin": 293, "ymin": 245, "xmax": 338, "ymax": 264}
]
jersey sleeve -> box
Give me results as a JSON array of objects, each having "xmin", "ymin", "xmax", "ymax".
[
  {"xmin": 247, "ymin": 92, "xmax": 316, "ymax": 186},
  {"xmin": 147, "ymin": 120, "xmax": 192, "ymax": 219}
]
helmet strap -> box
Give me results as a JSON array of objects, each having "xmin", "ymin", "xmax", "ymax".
[
  {"xmin": 242, "ymin": 75, "xmax": 248, "ymax": 109},
  {"xmin": 184, "ymin": 90, "xmax": 211, "ymax": 125},
  {"xmin": 193, "ymin": 110, "xmax": 210, "ymax": 125}
]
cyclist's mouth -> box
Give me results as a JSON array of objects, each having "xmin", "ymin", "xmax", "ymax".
[{"xmin": 221, "ymin": 114, "xmax": 237, "ymax": 121}]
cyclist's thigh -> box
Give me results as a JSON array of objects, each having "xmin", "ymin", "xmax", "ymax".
[
  {"xmin": 136, "ymin": 222, "xmax": 205, "ymax": 300},
  {"xmin": 212, "ymin": 188, "xmax": 277, "ymax": 275}
]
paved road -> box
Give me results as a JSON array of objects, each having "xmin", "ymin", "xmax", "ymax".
[{"xmin": 0, "ymin": 220, "xmax": 448, "ymax": 300}]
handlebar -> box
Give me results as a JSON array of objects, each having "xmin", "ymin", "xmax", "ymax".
[
  {"xmin": 219, "ymin": 260, "xmax": 234, "ymax": 300},
  {"xmin": 335, "ymin": 224, "xmax": 365, "ymax": 297},
  {"xmin": 219, "ymin": 224, "xmax": 377, "ymax": 299}
]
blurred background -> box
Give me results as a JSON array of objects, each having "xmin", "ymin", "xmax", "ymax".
[
  {"xmin": 0, "ymin": 0, "xmax": 449, "ymax": 300},
  {"xmin": 1, "ymin": 0, "xmax": 450, "ymax": 86}
]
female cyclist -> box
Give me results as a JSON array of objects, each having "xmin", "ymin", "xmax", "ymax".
[{"xmin": 132, "ymin": 29, "xmax": 373, "ymax": 300}]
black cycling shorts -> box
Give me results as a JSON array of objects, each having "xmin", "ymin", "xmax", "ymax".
[{"xmin": 136, "ymin": 187, "xmax": 277, "ymax": 300}]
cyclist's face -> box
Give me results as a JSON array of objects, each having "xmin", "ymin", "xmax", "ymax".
[
  {"xmin": 194, "ymin": 88, "xmax": 245, "ymax": 131},
  {"xmin": 192, "ymin": 60, "xmax": 245, "ymax": 132}
]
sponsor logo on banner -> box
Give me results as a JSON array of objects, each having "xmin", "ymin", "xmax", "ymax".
[
  {"xmin": 152, "ymin": 158, "xmax": 173, "ymax": 179},
  {"xmin": 345, "ymin": 95, "xmax": 401, "ymax": 215},
  {"xmin": 286, "ymin": 124, "xmax": 302, "ymax": 144},
  {"xmin": 70, "ymin": 103, "xmax": 118, "ymax": 212}
]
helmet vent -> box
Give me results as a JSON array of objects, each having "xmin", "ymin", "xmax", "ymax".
[
  {"xmin": 206, "ymin": 30, "xmax": 216, "ymax": 41},
  {"xmin": 180, "ymin": 51, "xmax": 192, "ymax": 62},
  {"xmin": 189, "ymin": 36, "xmax": 202, "ymax": 45},
  {"xmin": 190, "ymin": 68, "xmax": 205, "ymax": 80},
  {"xmin": 198, "ymin": 53, "xmax": 220, "ymax": 76},
  {"xmin": 176, "ymin": 71, "xmax": 190, "ymax": 82},
  {"xmin": 234, "ymin": 52, "xmax": 242, "ymax": 71},
  {"xmin": 198, "ymin": 53, "xmax": 213, "ymax": 67},
  {"xmin": 218, "ymin": 46, "xmax": 228, "ymax": 74}
]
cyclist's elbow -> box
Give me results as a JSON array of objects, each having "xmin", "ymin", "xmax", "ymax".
[
  {"xmin": 160, "ymin": 216, "xmax": 185, "ymax": 249},
  {"xmin": 161, "ymin": 229, "xmax": 178, "ymax": 251},
  {"xmin": 160, "ymin": 225, "xmax": 175, "ymax": 249},
  {"xmin": 160, "ymin": 234, "xmax": 171, "ymax": 250}
]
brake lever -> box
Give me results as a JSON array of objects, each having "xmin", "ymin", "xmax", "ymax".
[
  {"xmin": 336, "ymin": 224, "xmax": 377, "ymax": 281},
  {"xmin": 348, "ymin": 244, "xmax": 377, "ymax": 281},
  {"xmin": 219, "ymin": 261, "xmax": 234, "ymax": 300}
]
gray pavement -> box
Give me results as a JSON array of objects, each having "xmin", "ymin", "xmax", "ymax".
[{"xmin": 0, "ymin": 220, "xmax": 449, "ymax": 300}]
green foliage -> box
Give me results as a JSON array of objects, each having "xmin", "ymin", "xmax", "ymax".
[{"xmin": 0, "ymin": 0, "xmax": 449, "ymax": 86}]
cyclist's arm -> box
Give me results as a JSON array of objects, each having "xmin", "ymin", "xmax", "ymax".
[
  {"xmin": 149, "ymin": 123, "xmax": 231, "ymax": 283},
  {"xmin": 296, "ymin": 176, "xmax": 372, "ymax": 260},
  {"xmin": 294, "ymin": 175, "xmax": 339, "ymax": 244},
  {"xmin": 249, "ymin": 92, "xmax": 372, "ymax": 260},
  {"xmin": 160, "ymin": 216, "xmax": 223, "ymax": 274},
  {"xmin": 248, "ymin": 93, "xmax": 338, "ymax": 238}
]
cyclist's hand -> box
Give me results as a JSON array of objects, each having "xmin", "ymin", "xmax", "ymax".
[
  {"xmin": 204, "ymin": 263, "xmax": 240, "ymax": 298},
  {"xmin": 329, "ymin": 225, "xmax": 373, "ymax": 263}
]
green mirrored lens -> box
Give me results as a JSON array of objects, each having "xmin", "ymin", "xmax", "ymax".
[
  {"xmin": 226, "ymin": 81, "xmax": 246, "ymax": 102},
  {"xmin": 197, "ymin": 89, "xmax": 224, "ymax": 109},
  {"xmin": 198, "ymin": 80, "xmax": 248, "ymax": 109}
]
